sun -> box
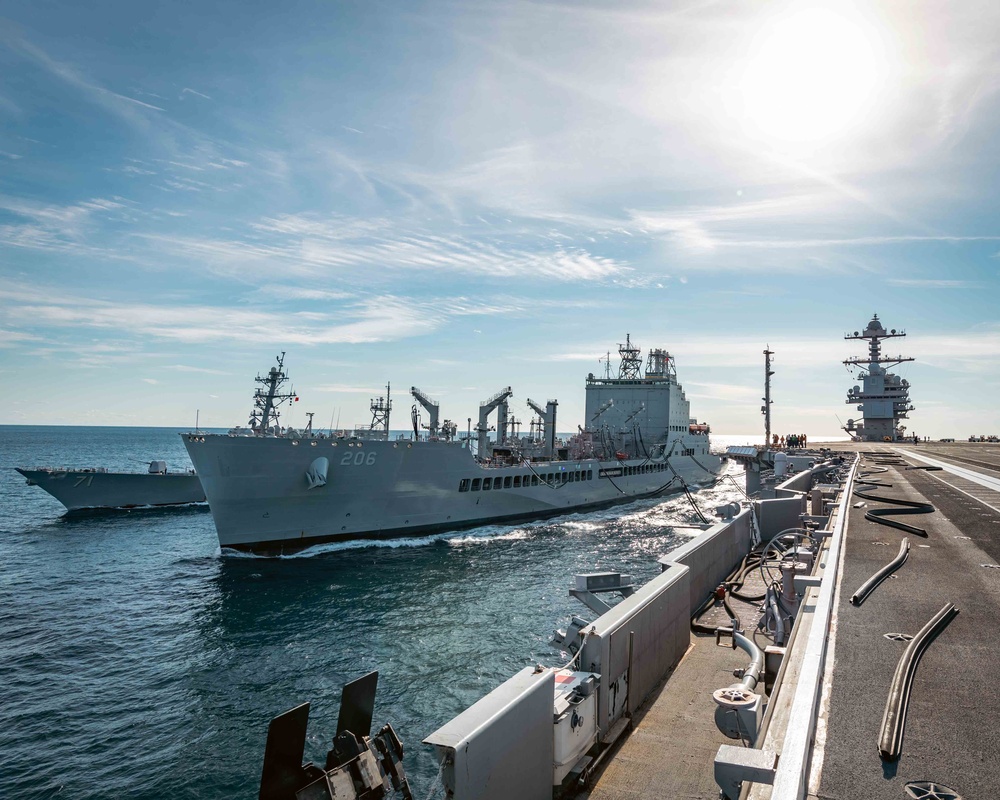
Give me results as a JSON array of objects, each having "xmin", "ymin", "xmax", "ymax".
[{"xmin": 734, "ymin": 6, "xmax": 887, "ymax": 146}]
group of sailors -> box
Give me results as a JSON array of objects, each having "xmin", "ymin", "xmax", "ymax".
[{"xmin": 771, "ymin": 433, "xmax": 807, "ymax": 449}]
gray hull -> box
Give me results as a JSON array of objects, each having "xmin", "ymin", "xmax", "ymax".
[
  {"xmin": 183, "ymin": 434, "xmax": 721, "ymax": 553},
  {"xmin": 16, "ymin": 468, "xmax": 205, "ymax": 511}
]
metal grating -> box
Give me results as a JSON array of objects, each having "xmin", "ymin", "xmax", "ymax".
[{"xmin": 883, "ymin": 633, "xmax": 913, "ymax": 642}]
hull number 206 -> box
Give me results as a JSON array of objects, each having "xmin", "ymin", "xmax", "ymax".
[{"xmin": 341, "ymin": 451, "xmax": 377, "ymax": 466}]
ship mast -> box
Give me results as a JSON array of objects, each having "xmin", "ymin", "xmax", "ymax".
[
  {"xmin": 844, "ymin": 314, "xmax": 915, "ymax": 442},
  {"xmin": 617, "ymin": 334, "xmax": 642, "ymax": 380},
  {"xmin": 762, "ymin": 346, "xmax": 774, "ymax": 446},
  {"xmin": 370, "ymin": 382, "xmax": 392, "ymax": 438},
  {"xmin": 249, "ymin": 352, "xmax": 298, "ymax": 435}
]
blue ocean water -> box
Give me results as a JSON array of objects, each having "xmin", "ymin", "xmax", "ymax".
[{"xmin": 1, "ymin": 425, "xmax": 745, "ymax": 799}]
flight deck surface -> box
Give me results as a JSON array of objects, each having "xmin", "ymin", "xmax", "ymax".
[{"xmin": 583, "ymin": 442, "xmax": 1000, "ymax": 800}]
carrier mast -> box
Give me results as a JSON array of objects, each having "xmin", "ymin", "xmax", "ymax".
[{"xmin": 844, "ymin": 314, "xmax": 915, "ymax": 442}]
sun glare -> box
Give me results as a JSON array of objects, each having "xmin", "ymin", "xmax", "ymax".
[{"xmin": 735, "ymin": 6, "xmax": 886, "ymax": 146}]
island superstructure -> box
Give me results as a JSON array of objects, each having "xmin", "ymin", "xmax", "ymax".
[
  {"xmin": 183, "ymin": 336, "xmax": 721, "ymax": 553},
  {"xmin": 843, "ymin": 314, "xmax": 915, "ymax": 442}
]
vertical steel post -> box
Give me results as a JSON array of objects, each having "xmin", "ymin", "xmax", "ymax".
[{"xmin": 763, "ymin": 347, "xmax": 774, "ymax": 447}]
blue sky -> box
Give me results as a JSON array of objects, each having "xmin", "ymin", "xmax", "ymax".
[{"xmin": 1, "ymin": 0, "xmax": 998, "ymax": 439}]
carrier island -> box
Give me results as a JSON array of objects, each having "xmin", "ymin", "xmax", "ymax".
[{"xmin": 184, "ymin": 336, "xmax": 721, "ymax": 553}]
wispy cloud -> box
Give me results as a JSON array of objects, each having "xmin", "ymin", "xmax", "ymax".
[
  {"xmin": 181, "ymin": 87, "xmax": 212, "ymax": 100},
  {"xmin": 0, "ymin": 282, "xmax": 565, "ymax": 348},
  {"xmin": 163, "ymin": 365, "xmax": 231, "ymax": 374},
  {"xmin": 139, "ymin": 214, "xmax": 628, "ymax": 282},
  {"xmin": 887, "ymin": 278, "xmax": 981, "ymax": 288},
  {"xmin": 3, "ymin": 30, "xmax": 165, "ymax": 122}
]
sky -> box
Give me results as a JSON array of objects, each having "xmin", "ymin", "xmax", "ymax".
[{"xmin": 1, "ymin": 0, "xmax": 998, "ymax": 439}]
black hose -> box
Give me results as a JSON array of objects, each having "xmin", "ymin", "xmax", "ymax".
[
  {"xmin": 853, "ymin": 484, "xmax": 935, "ymax": 537},
  {"xmin": 878, "ymin": 603, "xmax": 959, "ymax": 761},
  {"xmin": 850, "ymin": 539, "xmax": 910, "ymax": 606}
]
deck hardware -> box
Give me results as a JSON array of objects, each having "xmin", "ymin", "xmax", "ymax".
[
  {"xmin": 981, "ymin": 564, "xmax": 1000, "ymax": 569},
  {"xmin": 904, "ymin": 780, "xmax": 962, "ymax": 799},
  {"xmin": 878, "ymin": 602, "xmax": 959, "ymax": 761},
  {"xmin": 714, "ymin": 744, "xmax": 776, "ymax": 800},
  {"xmin": 953, "ymin": 536, "xmax": 971, "ymax": 540},
  {"xmin": 883, "ymin": 633, "xmax": 913, "ymax": 641}
]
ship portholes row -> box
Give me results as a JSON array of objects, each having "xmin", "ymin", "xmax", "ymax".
[
  {"xmin": 459, "ymin": 470, "xmax": 593, "ymax": 493},
  {"xmin": 457, "ymin": 461, "xmax": 670, "ymax": 493},
  {"xmin": 286, "ymin": 440, "xmax": 414, "ymax": 448}
]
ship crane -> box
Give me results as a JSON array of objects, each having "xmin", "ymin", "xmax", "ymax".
[
  {"xmin": 476, "ymin": 386, "xmax": 512, "ymax": 459},
  {"xmin": 526, "ymin": 398, "xmax": 558, "ymax": 458},
  {"xmin": 409, "ymin": 386, "xmax": 440, "ymax": 438}
]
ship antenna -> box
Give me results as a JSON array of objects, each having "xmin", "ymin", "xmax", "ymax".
[
  {"xmin": 369, "ymin": 382, "xmax": 392, "ymax": 439},
  {"xmin": 249, "ymin": 352, "xmax": 298, "ymax": 436},
  {"xmin": 618, "ymin": 334, "xmax": 642, "ymax": 380},
  {"xmin": 762, "ymin": 346, "xmax": 774, "ymax": 447}
]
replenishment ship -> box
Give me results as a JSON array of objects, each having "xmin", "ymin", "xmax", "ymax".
[{"xmin": 184, "ymin": 338, "xmax": 721, "ymax": 553}]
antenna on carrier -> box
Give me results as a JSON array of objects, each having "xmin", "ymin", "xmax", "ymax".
[{"xmin": 249, "ymin": 352, "xmax": 298, "ymax": 435}]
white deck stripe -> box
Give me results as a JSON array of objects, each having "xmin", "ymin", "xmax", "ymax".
[{"xmin": 892, "ymin": 448, "xmax": 1000, "ymax": 493}]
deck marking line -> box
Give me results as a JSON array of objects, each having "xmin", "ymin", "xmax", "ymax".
[{"xmin": 894, "ymin": 449, "xmax": 1000, "ymax": 493}]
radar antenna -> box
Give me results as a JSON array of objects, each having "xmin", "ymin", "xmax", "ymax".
[{"xmin": 249, "ymin": 352, "xmax": 298, "ymax": 435}]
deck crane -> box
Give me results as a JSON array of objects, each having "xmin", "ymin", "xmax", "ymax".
[
  {"xmin": 476, "ymin": 386, "xmax": 512, "ymax": 459},
  {"xmin": 409, "ymin": 386, "xmax": 440, "ymax": 438},
  {"xmin": 526, "ymin": 398, "xmax": 558, "ymax": 458}
]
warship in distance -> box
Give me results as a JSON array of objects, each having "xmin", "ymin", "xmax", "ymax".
[
  {"xmin": 15, "ymin": 461, "xmax": 204, "ymax": 511},
  {"xmin": 183, "ymin": 339, "xmax": 722, "ymax": 553}
]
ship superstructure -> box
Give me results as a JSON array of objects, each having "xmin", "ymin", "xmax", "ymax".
[
  {"xmin": 843, "ymin": 314, "xmax": 914, "ymax": 442},
  {"xmin": 183, "ymin": 336, "xmax": 720, "ymax": 553}
]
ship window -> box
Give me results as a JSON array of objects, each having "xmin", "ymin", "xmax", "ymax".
[
  {"xmin": 483, "ymin": 478, "xmax": 492, "ymax": 490},
  {"xmin": 532, "ymin": 475, "xmax": 539, "ymax": 486},
  {"xmin": 513, "ymin": 475, "xmax": 521, "ymax": 487},
  {"xmin": 575, "ymin": 471, "xmax": 581, "ymax": 481},
  {"xmin": 587, "ymin": 470, "xmax": 593, "ymax": 480},
  {"xmin": 504, "ymin": 476, "xmax": 512, "ymax": 488},
  {"xmin": 472, "ymin": 478, "xmax": 481, "ymax": 491},
  {"xmin": 459, "ymin": 479, "xmax": 471, "ymax": 492}
]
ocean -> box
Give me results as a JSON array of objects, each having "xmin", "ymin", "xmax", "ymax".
[{"xmin": 1, "ymin": 425, "xmax": 755, "ymax": 799}]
